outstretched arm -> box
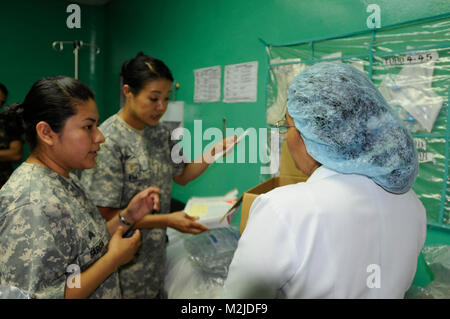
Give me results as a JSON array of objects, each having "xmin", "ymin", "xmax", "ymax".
[{"xmin": 173, "ymin": 136, "xmax": 237, "ymax": 185}]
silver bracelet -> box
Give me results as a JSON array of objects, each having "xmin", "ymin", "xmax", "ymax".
[{"xmin": 118, "ymin": 210, "xmax": 132, "ymax": 227}]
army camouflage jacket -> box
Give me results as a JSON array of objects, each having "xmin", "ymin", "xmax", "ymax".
[
  {"xmin": 80, "ymin": 114, "xmax": 185, "ymax": 298},
  {"xmin": 0, "ymin": 163, "xmax": 121, "ymax": 299}
]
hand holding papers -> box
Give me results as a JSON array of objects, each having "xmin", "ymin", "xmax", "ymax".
[
  {"xmin": 203, "ymin": 135, "xmax": 236, "ymax": 164},
  {"xmin": 167, "ymin": 211, "xmax": 210, "ymax": 234},
  {"xmin": 212, "ymin": 135, "xmax": 238, "ymax": 162},
  {"xmin": 203, "ymin": 129, "xmax": 250, "ymax": 164}
]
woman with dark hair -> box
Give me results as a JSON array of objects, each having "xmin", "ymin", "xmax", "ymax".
[
  {"xmin": 0, "ymin": 76, "xmax": 160, "ymax": 299},
  {"xmin": 0, "ymin": 103, "xmax": 23, "ymax": 188},
  {"xmin": 0, "ymin": 83, "xmax": 23, "ymax": 188},
  {"xmin": 80, "ymin": 52, "xmax": 236, "ymax": 298}
]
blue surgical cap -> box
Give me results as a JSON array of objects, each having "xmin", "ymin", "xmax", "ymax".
[{"xmin": 287, "ymin": 62, "xmax": 418, "ymax": 194}]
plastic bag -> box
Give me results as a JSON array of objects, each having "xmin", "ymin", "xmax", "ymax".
[
  {"xmin": 184, "ymin": 226, "xmax": 240, "ymax": 278},
  {"xmin": 0, "ymin": 285, "xmax": 30, "ymax": 299},
  {"xmin": 422, "ymin": 244, "xmax": 450, "ymax": 284},
  {"xmin": 378, "ymin": 61, "xmax": 444, "ymax": 133},
  {"xmin": 405, "ymin": 244, "xmax": 450, "ymax": 299},
  {"xmin": 164, "ymin": 227, "xmax": 240, "ymax": 299},
  {"xmin": 266, "ymin": 60, "xmax": 307, "ymax": 126}
]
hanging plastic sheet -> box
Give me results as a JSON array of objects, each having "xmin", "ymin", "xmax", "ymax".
[
  {"xmin": 264, "ymin": 14, "xmax": 450, "ymax": 227},
  {"xmin": 370, "ymin": 19, "xmax": 450, "ymax": 226}
]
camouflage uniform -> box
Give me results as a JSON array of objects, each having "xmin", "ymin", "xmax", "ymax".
[
  {"xmin": 0, "ymin": 163, "xmax": 121, "ymax": 299},
  {"xmin": 0, "ymin": 110, "xmax": 22, "ymax": 187},
  {"xmin": 80, "ymin": 115, "xmax": 185, "ymax": 299}
]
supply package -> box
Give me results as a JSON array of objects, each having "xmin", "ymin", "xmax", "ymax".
[{"xmin": 184, "ymin": 189, "xmax": 239, "ymax": 229}]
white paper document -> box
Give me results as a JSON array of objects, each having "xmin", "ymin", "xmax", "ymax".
[
  {"xmin": 223, "ymin": 61, "xmax": 258, "ymax": 103},
  {"xmin": 194, "ymin": 66, "xmax": 221, "ymax": 103},
  {"xmin": 184, "ymin": 189, "xmax": 239, "ymax": 229}
]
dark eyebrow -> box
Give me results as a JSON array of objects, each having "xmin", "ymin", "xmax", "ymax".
[
  {"xmin": 83, "ymin": 117, "xmax": 98, "ymax": 123},
  {"xmin": 149, "ymin": 89, "xmax": 172, "ymax": 94}
]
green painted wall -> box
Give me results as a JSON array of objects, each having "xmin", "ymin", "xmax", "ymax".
[
  {"xmin": 1, "ymin": 0, "xmax": 105, "ymax": 161},
  {"xmin": 0, "ymin": 0, "xmax": 105, "ymax": 121},
  {"xmin": 102, "ymin": 0, "xmax": 450, "ymax": 203}
]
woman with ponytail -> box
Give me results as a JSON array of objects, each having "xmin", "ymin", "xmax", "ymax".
[
  {"xmin": 0, "ymin": 76, "xmax": 160, "ymax": 299},
  {"xmin": 80, "ymin": 52, "xmax": 236, "ymax": 298}
]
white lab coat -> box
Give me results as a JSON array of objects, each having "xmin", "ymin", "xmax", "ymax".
[{"xmin": 222, "ymin": 166, "xmax": 427, "ymax": 299}]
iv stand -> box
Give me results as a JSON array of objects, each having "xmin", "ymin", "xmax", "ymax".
[{"xmin": 52, "ymin": 40, "xmax": 101, "ymax": 79}]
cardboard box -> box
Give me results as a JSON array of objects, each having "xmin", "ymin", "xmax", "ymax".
[{"xmin": 222, "ymin": 141, "xmax": 308, "ymax": 234}]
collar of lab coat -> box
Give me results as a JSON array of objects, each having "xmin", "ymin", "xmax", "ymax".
[{"xmin": 306, "ymin": 165, "xmax": 339, "ymax": 183}]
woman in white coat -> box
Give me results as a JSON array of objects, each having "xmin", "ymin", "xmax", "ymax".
[{"xmin": 222, "ymin": 62, "xmax": 427, "ymax": 299}]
